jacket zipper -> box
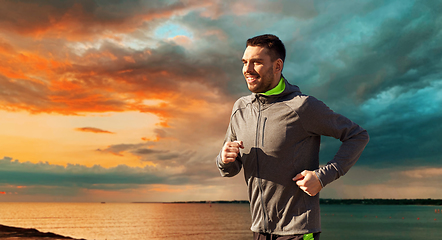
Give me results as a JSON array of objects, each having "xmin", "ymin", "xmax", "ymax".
[{"xmin": 256, "ymin": 96, "xmax": 269, "ymax": 232}]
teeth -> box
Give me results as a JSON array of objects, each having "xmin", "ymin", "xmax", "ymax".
[
  {"xmin": 246, "ymin": 75, "xmax": 258, "ymax": 81},
  {"xmin": 246, "ymin": 77, "xmax": 256, "ymax": 82}
]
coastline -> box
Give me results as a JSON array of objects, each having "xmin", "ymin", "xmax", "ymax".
[
  {"xmin": 134, "ymin": 198, "xmax": 442, "ymax": 206},
  {"xmin": 0, "ymin": 224, "xmax": 86, "ymax": 240}
]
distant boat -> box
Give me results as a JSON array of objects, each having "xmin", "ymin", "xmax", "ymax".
[{"xmin": 101, "ymin": 202, "xmax": 106, "ymax": 204}]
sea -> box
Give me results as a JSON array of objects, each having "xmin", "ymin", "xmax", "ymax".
[{"xmin": 0, "ymin": 202, "xmax": 441, "ymax": 240}]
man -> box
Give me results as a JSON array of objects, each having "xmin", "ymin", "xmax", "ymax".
[{"xmin": 216, "ymin": 34, "xmax": 369, "ymax": 240}]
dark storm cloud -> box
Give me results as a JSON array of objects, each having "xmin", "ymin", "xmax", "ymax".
[
  {"xmin": 306, "ymin": 1, "xmax": 442, "ymax": 104},
  {"xmin": 355, "ymin": 83, "xmax": 442, "ymax": 167}
]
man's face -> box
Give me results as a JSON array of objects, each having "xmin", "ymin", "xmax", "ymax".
[{"xmin": 242, "ymin": 46, "xmax": 278, "ymax": 93}]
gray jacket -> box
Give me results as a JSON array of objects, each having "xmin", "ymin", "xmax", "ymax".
[{"xmin": 216, "ymin": 78, "xmax": 369, "ymax": 235}]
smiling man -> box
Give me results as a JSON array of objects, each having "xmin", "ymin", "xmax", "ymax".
[{"xmin": 216, "ymin": 34, "xmax": 369, "ymax": 239}]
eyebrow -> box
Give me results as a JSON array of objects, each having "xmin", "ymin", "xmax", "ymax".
[{"xmin": 242, "ymin": 57, "xmax": 264, "ymax": 62}]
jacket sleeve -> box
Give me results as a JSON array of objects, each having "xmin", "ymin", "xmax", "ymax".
[
  {"xmin": 216, "ymin": 109, "xmax": 243, "ymax": 177},
  {"xmin": 298, "ymin": 96, "xmax": 369, "ymax": 187}
]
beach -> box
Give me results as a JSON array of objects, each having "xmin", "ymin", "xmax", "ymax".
[{"xmin": 0, "ymin": 224, "xmax": 85, "ymax": 240}]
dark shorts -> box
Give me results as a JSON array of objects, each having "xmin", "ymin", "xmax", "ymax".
[{"xmin": 253, "ymin": 232, "xmax": 321, "ymax": 240}]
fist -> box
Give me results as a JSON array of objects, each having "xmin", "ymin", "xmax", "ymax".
[
  {"xmin": 221, "ymin": 141, "xmax": 244, "ymax": 164},
  {"xmin": 293, "ymin": 170, "xmax": 323, "ymax": 196}
]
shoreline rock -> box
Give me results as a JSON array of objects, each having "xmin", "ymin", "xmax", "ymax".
[{"xmin": 0, "ymin": 224, "xmax": 86, "ymax": 240}]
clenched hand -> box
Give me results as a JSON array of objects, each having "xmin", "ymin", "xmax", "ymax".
[
  {"xmin": 293, "ymin": 170, "xmax": 323, "ymax": 196},
  {"xmin": 221, "ymin": 141, "xmax": 244, "ymax": 164}
]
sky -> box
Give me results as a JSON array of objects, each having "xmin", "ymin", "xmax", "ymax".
[{"xmin": 0, "ymin": 0, "xmax": 441, "ymax": 202}]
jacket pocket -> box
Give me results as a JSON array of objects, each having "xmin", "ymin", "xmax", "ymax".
[{"xmin": 262, "ymin": 117, "xmax": 267, "ymax": 147}]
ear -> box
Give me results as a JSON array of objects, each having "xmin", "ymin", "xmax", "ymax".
[{"xmin": 274, "ymin": 58, "xmax": 284, "ymax": 73}]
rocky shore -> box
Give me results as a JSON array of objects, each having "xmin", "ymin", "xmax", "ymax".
[{"xmin": 0, "ymin": 224, "xmax": 86, "ymax": 240}]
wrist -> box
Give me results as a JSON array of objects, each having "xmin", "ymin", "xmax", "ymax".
[{"xmin": 314, "ymin": 171, "xmax": 324, "ymax": 188}]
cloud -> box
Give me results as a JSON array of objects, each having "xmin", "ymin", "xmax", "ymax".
[
  {"xmin": 0, "ymin": 156, "xmax": 172, "ymax": 188},
  {"xmin": 401, "ymin": 168, "xmax": 442, "ymax": 179},
  {"xmin": 185, "ymin": 0, "xmax": 318, "ymax": 20},
  {"xmin": 321, "ymin": 166, "xmax": 442, "ymax": 199},
  {"xmin": 0, "ymin": 0, "xmax": 241, "ymax": 143},
  {"xmin": 0, "ymin": 0, "xmax": 192, "ymax": 40},
  {"xmin": 0, "ymin": 32, "xmax": 237, "ymax": 121},
  {"xmin": 318, "ymin": 79, "xmax": 442, "ymax": 168},
  {"xmin": 96, "ymin": 143, "xmax": 151, "ymax": 157},
  {"xmin": 133, "ymin": 148, "xmax": 167, "ymax": 155},
  {"xmin": 75, "ymin": 127, "xmax": 114, "ymax": 134},
  {"xmin": 284, "ymin": 1, "xmax": 442, "ymax": 104},
  {"xmin": 97, "ymin": 141, "xmax": 196, "ymax": 167},
  {"xmin": 0, "ymin": 153, "xmax": 235, "ymax": 201}
]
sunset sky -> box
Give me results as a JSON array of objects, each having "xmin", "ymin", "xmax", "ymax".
[{"xmin": 1, "ymin": 0, "xmax": 441, "ymax": 202}]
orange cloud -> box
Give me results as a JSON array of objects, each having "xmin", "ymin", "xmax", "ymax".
[
  {"xmin": 0, "ymin": 48, "xmax": 71, "ymax": 84},
  {"xmin": 75, "ymin": 127, "xmax": 115, "ymax": 134},
  {"xmin": 123, "ymin": 56, "xmax": 136, "ymax": 63},
  {"xmin": 1, "ymin": 40, "xmax": 215, "ymax": 122},
  {"xmin": 0, "ymin": 1, "xmax": 238, "ymax": 150}
]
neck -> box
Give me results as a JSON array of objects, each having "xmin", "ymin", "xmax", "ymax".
[
  {"xmin": 270, "ymin": 74, "xmax": 281, "ymax": 88},
  {"xmin": 262, "ymin": 76, "xmax": 285, "ymax": 96}
]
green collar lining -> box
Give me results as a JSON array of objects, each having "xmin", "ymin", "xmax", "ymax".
[{"xmin": 262, "ymin": 77, "xmax": 285, "ymax": 95}]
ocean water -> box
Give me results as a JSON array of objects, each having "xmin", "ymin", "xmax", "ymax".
[
  {"xmin": 0, "ymin": 202, "xmax": 441, "ymax": 240},
  {"xmin": 0, "ymin": 202, "xmax": 251, "ymax": 240},
  {"xmin": 320, "ymin": 204, "xmax": 441, "ymax": 240}
]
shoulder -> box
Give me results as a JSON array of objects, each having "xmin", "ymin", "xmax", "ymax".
[
  {"xmin": 282, "ymin": 92, "xmax": 314, "ymax": 109},
  {"xmin": 230, "ymin": 94, "xmax": 253, "ymax": 116},
  {"xmin": 232, "ymin": 94, "xmax": 253, "ymax": 109},
  {"xmin": 279, "ymin": 81, "xmax": 312, "ymax": 109},
  {"xmin": 282, "ymin": 93, "xmax": 333, "ymax": 119},
  {"xmin": 300, "ymin": 95, "xmax": 329, "ymax": 109}
]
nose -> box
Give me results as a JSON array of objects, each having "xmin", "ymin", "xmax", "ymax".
[{"xmin": 243, "ymin": 62, "xmax": 254, "ymax": 74}]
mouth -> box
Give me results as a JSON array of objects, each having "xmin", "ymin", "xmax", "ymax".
[{"xmin": 245, "ymin": 74, "xmax": 259, "ymax": 83}]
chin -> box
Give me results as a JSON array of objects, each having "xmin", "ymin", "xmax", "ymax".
[
  {"xmin": 249, "ymin": 88, "xmax": 262, "ymax": 93},
  {"xmin": 247, "ymin": 84, "xmax": 258, "ymax": 93}
]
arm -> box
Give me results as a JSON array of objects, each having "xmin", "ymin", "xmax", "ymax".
[
  {"xmin": 216, "ymin": 119, "xmax": 244, "ymax": 177},
  {"xmin": 297, "ymin": 97, "xmax": 369, "ymax": 188}
]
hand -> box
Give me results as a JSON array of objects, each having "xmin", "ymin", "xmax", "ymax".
[
  {"xmin": 293, "ymin": 170, "xmax": 323, "ymax": 196},
  {"xmin": 221, "ymin": 141, "xmax": 244, "ymax": 164}
]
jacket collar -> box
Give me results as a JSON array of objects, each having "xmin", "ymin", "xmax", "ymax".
[{"xmin": 251, "ymin": 77, "xmax": 301, "ymax": 105}]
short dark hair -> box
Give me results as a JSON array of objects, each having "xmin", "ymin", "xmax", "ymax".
[{"xmin": 246, "ymin": 34, "xmax": 286, "ymax": 62}]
